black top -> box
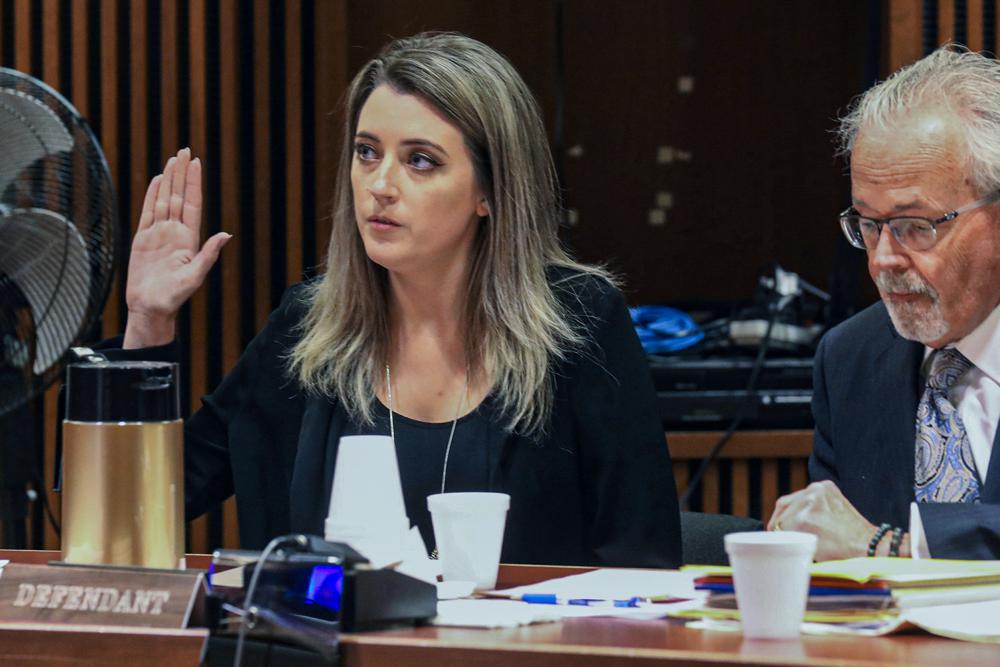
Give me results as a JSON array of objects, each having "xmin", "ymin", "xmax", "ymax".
[
  {"xmin": 344, "ymin": 401, "xmax": 492, "ymax": 554},
  {"xmin": 102, "ymin": 268, "xmax": 683, "ymax": 568}
]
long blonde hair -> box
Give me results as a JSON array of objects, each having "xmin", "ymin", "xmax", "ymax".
[{"xmin": 289, "ymin": 32, "xmax": 611, "ymax": 438}]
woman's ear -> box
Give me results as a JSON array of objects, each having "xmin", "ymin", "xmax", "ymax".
[{"xmin": 476, "ymin": 198, "xmax": 490, "ymax": 218}]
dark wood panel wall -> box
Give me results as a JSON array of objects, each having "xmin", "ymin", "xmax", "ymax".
[
  {"xmin": 1, "ymin": 0, "xmax": 348, "ymax": 552},
  {"xmin": 1, "ymin": 1, "xmax": 991, "ymax": 551},
  {"xmin": 888, "ymin": 0, "xmax": 998, "ymax": 71}
]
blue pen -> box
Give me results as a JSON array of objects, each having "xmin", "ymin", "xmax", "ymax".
[{"xmin": 517, "ymin": 594, "xmax": 642, "ymax": 608}]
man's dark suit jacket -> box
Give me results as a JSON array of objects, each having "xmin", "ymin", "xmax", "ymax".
[
  {"xmin": 111, "ymin": 270, "xmax": 682, "ymax": 568},
  {"xmin": 809, "ymin": 301, "xmax": 1000, "ymax": 558}
]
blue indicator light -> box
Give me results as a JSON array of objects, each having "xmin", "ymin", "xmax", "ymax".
[{"xmin": 304, "ymin": 564, "xmax": 344, "ymax": 612}]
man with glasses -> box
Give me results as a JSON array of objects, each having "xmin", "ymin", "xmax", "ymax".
[{"xmin": 768, "ymin": 46, "xmax": 1000, "ymax": 560}]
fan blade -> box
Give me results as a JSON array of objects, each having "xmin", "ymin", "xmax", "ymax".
[
  {"xmin": 0, "ymin": 88, "xmax": 75, "ymax": 196},
  {"xmin": 0, "ymin": 208, "xmax": 90, "ymax": 375}
]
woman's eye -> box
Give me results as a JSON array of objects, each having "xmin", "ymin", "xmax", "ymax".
[
  {"xmin": 409, "ymin": 152, "xmax": 440, "ymax": 170},
  {"xmin": 355, "ymin": 143, "xmax": 377, "ymax": 161}
]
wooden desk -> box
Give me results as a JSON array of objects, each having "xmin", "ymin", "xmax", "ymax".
[
  {"xmin": 1, "ymin": 552, "xmax": 998, "ymax": 666},
  {"xmin": 0, "ymin": 550, "xmax": 209, "ymax": 666}
]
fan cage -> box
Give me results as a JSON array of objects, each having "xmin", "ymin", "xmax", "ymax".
[{"xmin": 0, "ymin": 67, "xmax": 118, "ymax": 416}]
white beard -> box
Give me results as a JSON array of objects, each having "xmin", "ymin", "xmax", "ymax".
[{"xmin": 875, "ymin": 270, "xmax": 950, "ymax": 343}]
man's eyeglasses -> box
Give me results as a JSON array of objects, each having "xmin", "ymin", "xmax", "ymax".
[{"xmin": 839, "ymin": 189, "xmax": 1000, "ymax": 252}]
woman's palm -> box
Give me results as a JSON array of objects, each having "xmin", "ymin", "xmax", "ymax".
[{"xmin": 123, "ymin": 148, "xmax": 230, "ymax": 347}]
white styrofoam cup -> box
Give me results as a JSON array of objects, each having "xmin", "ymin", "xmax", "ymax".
[
  {"xmin": 724, "ymin": 531, "xmax": 817, "ymax": 639},
  {"xmin": 325, "ymin": 435, "xmax": 409, "ymax": 564},
  {"xmin": 427, "ymin": 492, "xmax": 510, "ymax": 590}
]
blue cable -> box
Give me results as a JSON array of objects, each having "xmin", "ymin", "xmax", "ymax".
[{"xmin": 630, "ymin": 305, "xmax": 703, "ymax": 354}]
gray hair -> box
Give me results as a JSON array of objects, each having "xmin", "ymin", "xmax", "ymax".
[
  {"xmin": 838, "ymin": 45, "xmax": 1000, "ymax": 194},
  {"xmin": 289, "ymin": 32, "xmax": 611, "ymax": 438}
]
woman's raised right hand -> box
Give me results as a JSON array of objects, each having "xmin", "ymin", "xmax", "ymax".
[{"xmin": 123, "ymin": 148, "xmax": 231, "ymax": 349}]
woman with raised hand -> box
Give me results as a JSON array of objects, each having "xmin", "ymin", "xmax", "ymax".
[{"xmin": 123, "ymin": 33, "xmax": 681, "ymax": 567}]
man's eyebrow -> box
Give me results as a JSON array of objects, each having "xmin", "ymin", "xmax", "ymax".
[{"xmin": 852, "ymin": 197, "xmax": 930, "ymax": 215}]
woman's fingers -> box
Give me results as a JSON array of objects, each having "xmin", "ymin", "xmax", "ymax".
[
  {"xmin": 182, "ymin": 157, "xmax": 203, "ymax": 229},
  {"xmin": 187, "ymin": 231, "xmax": 232, "ymax": 285},
  {"xmin": 138, "ymin": 174, "xmax": 163, "ymax": 231},
  {"xmin": 154, "ymin": 156, "xmax": 176, "ymax": 223},
  {"xmin": 169, "ymin": 148, "xmax": 190, "ymax": 221},
  {"xmin": 142, "ymin": 149, "xmax": 200, "ymax": 231}
]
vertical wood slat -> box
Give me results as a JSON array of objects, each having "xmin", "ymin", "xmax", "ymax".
[
  {"xmin": 731, "ymin": 460, "xmax": 749, "ymax": 517},
  {"xmin": 702, "ymin": 464, "xmax": 720, "ymax": 514},
  {"xmin": 968, "ymin": 0, "xmax": 985, "ymax": 50},
  {"xmin": 992, "ymin": 0, "xmax": 1000, "ymax": 57},
  {"xmin": 100, "ymin": 0, "xmax": 121, "ymax": 340},
  {"xmin": 42, "ymin": 386, "xmax": 58, "ymax": 549},
  {"xmin": 70, "ymin": 0, "xmax": 88, "ymax": 118},
  {"xmin": 13, "ymin": 0, "xmax": 29, "ymax": 72},
  {"xmin": 313, "ymin": 0, "xmax": 347, "ymax": 257},
  {"xmin": 888, "ymin": 0, "xmax": 925, "ymax": 72},
  {"xmin": 761, "ymin": 460, "xmax": 779, "ymax": 523},
  {"xmin": 161, "ymin": 0, "xmax": 178, "ymax": 157},
  {"xmin": 129, "ymin": 0, "xmax": 147, "ymax": 241},
  {"xmin": 187, "ymin": 0, "xmax": 209, "ymax": 555},
  {"xmin": 219, "ymin": 0, "xmax": 241, "ymax": 550},
  {"xmin": 285, "ymin": 0, "xmax": 304, "ymax": 286},
  {"xmin": 790, "ymin": 460, "xmax": 808, "ymax": 494},
  {"xmin": 253, "ymin": 0, "xmax": 271, "ymax": 330},
  {"xmin": 41, "ymin": 0, "xmax": 57, "ymax": 85},
  {"xmin": 939, "ymin": 0, "xmax": 957, "ymax": 45}
]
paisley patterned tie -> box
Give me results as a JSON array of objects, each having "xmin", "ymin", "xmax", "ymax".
[{"xmin": 914, "ymin": 348, "xmax": 981, "ymax": 503}]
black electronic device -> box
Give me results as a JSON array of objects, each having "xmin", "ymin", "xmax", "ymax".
[
  {"xmin": 649, "ymin": 356, "xmax": 814, "ymax": 430},
  {"xmin": 209, "ymin": 536, "xmax": 437, "ymax": 656}
]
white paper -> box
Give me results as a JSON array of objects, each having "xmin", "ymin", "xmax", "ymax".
[
  {"xmin": 491, "ymin": 567, "xmax": 699, "ymax": 601},
  {"xmin": 432, "ymin": 599, "xmax": 562, "ymax": 628},
  {"xmin": 210, "ymin": 564, "xmax": 245, "ymax": 588},
  {"xmin": 903, "ymin": 600, "xmax": 1000, "ymax": 643}
]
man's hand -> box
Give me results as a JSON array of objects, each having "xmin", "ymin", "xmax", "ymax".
[{"xmin": 768, "ymin": 480, "xmax": 877, "ymax": 561}]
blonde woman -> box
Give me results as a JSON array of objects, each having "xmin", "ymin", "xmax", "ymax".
[{"xmin": 121, "ymin": 33, "xmax": 681, "ymax": 567}]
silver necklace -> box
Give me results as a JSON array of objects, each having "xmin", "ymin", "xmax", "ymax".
[{"xmin": 385, "ymin": 363, "xmax": 468, "ymax": 495}]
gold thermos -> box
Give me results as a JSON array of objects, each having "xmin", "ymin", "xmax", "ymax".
[{"xmin": 62, "ymin": 361, "xmax": 184, "ymax": 569}]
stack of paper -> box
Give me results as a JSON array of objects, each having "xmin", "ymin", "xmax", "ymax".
[{"xmin": 677, "ymin": 557, "xmax": 1000, "ymax": 637}]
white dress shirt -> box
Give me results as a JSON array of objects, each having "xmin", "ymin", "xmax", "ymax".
[{"xmin": 911, "ymin": 304, "xmax": 1000, "ymax": 558}]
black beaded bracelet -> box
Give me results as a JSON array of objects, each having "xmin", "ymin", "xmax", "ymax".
[
  {"xmin": 888, "ymin": 526, "xmax": 904, "ymax": 557},
  {"xmin": 867, "ymin": 522, "xmax": 891, "ymax": 556}
]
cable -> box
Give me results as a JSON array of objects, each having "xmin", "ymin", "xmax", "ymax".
[
  {"xmin": 232, "ymin": 533, "xmax": 308, "ymax": 667},
  {"xmin": 632, "ymin": 305, "xmax": 704, "ymax": 354},
  {"xmin": 678, "ymin": 299, "xmax": 784, "ymax": 509}
]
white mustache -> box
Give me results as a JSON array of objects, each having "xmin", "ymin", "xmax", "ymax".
[{"xmin": 875, "ymin": 271, "xmax": 938, "ymax": 299}]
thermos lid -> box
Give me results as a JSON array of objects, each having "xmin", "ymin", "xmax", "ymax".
[{"xmin": 65, "ymin": 361, "xmax": 181, "ymax": 422}]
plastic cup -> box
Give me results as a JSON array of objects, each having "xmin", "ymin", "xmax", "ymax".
[
  {"xmin": 724, "ymin": 531, "xmax": 817, "ymax": 639},
  {"xmin": 325, "ymin": 435, "xmax": 409, "ymax": 562},
  {"xmin": 427, "ymin": 492, "xmax": 510, "ymax": 590},
  {"xmin": 327, "ymin": 435, "xmax": 406, "ymax": 525}
]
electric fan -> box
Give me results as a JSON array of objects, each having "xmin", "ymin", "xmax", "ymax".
[{"xmin": 0, "ymin": 67, "xmax": 118, "ymax": 417}]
